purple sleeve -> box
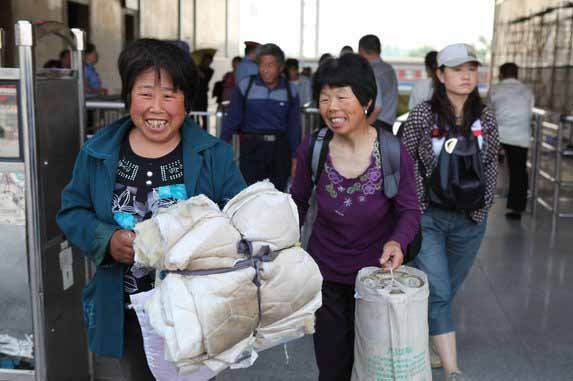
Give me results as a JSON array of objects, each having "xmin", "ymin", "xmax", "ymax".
[
  {"xmin": 290, "ymin": 135, "xmax": 313, "ymax": 226},
  {"xmin": 387, "ymin": 143, "xmax": 422, "ymax": 251},
  {"xmin": 221, "ymin": 86, "xmax": 244, "ymax": 142}
]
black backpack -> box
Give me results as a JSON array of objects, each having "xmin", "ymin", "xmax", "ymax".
[
  {"xmin": 428, "ymin": 131, "xmax": 485, "ymax": 210},
  {"xmin": 307, "ymin": 127, "xmax": 422, "ymax": 264}
]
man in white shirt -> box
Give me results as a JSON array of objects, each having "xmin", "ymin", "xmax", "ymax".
[
  {"xmin": 488, "ymin": 63, "xmax": 535, "ymax": 220},
  {"xmin": 408, "ymin": 51, "xmax": 437, "ymax": 110}
]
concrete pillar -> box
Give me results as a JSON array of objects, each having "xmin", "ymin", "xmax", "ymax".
[
  {"xmin": 195, "ymin": 0, "xmax": 226, "ymax": 52},
  {"xmin": 180, "ymin": 0, "xmax": 195, "ymax": 49},
  {"xmin": 140, "ymin": 0, "xmax": 179, "ymax": 39},
  {"xmin": 90, "ymin": 0, "xmax": 122, "ymax": 93}
]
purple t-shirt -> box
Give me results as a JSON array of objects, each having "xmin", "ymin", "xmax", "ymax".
[{"xmin": 291, "ymin": 134, "xmax": 421, "ymax": 285}]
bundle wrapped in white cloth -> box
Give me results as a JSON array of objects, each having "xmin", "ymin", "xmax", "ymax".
[
  {"xmin": 134, "ymin": 195, "xmax": 243, "ymax": 271},
  {"xmin": 223, "ymin": 181, "xmax": 300, "ymax": 253},
  {"xmin": 132, "ymin": 181, "xmax": 323, "ymax": 378}
]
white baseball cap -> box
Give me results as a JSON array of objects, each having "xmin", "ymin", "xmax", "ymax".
[{"xmin": 437, "ymin": 43, "xmax": 482, "ymax": 67}]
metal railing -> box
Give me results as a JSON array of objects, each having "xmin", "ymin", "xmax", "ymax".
[
  {"xmin": 85, "ymin": 100, "xmax": 224, "ymax": 136},
  {"xmin": 528, "ymin": 109, "xmax": 573, "ymax": 229},
  {"xmin": 86, "ymin": 100, "xmax": 237, "ymax": 160},
  {"xmin": 85, "ymin": 101, "xmax": 326, "ymax": 162},
  {"xmin": 301, "ymin": 106, "xmax": 320, "ymax": 138}
]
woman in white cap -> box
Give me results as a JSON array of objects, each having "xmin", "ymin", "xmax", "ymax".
[{"xmin": 401, "ymin": 43, "xmax": 499, "ymax": 381}]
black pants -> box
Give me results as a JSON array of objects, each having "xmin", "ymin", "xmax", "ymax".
[
  {"xmin": 239, "ymin": 134, "xmax": 291, "ymax": 191},
  {"xmin": 503, "ymin": 143, "xmax": 528, "ymax": 212},
  {"xmin": 119, "ymin": 310, "xmax": 155, "ymax": 381},
  {"xmin": 314, "ymin": 281, "xmax": 356, "ymax": 381}
]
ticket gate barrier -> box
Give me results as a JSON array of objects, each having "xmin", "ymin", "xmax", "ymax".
[{"xmin": 0, "ymin": 21, "xmax": 91, "ymax": 381}]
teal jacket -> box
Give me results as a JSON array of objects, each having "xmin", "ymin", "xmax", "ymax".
[{"xmin": 56, "ymin": 116, "xmax": 246, "ymax": 358}]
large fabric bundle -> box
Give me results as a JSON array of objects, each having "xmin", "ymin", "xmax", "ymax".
[
  {"xmin": 223, "ymin": 181, "xmax": 300, "ymax": 253},
  {"xmin": 352, "ymin": 266, "xmax": 431, "ymax": 381},
  {"xmin": 134, "ymin": 196, "xmax": 243, "ymax": 271},
  {"xmin": 132, "ymin": 181, "xmax": 322, "ymax": 377}
]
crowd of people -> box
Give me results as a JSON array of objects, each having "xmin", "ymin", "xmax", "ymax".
[{"xmin": 56, "ymin": 32, "xmax": 535, "ymax": 381}]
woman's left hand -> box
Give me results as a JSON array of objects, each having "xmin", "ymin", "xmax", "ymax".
[{"xmin": 379, "ymin": 241, "xmax": 404, "ymax": 270}]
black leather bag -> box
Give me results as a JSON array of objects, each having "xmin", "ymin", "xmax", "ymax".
[{"xmin": 428, "ymin": 132, "xmax": 485, "ymax": 211}]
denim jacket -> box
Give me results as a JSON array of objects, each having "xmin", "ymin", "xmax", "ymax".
[{"xmin": 56, "ymin": 116, "xmax": 245, "ymax": 357}]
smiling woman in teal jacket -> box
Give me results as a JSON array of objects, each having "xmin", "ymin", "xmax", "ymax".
[{"xmin": 57, "ymin": 39, "xmax": 245, "ymax": 380}]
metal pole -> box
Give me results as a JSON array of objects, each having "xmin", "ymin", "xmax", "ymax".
[
  {"xmin": 70, "ymin": 26, "xmax": 94, "ymax": 381},
  {"xmin": 560, "ymin": 12, "xmax": 573, "ymax": 114},
  {"xmin": 178, "ymin": 0, "xmax": 182, "ymax": 41},
  {"xmin": 531, "ymin": 111, "xmax": 544, "ymax": 217},
  {"xmin": 71, "ymin": 28, "xmax": 86, "ymax": 145},
  {"xmin": 224, "ymin": 0, "xmax": 229, "ymax": 57},
  {"xmin": 489, "ymin": 3, "xmax": 500, "ymax": 86},
  {"xmin": 215, "ymin": 110, "xmax": 223, "ymax": 137},
  {"xmin": 0, "ymin": 28, "xmax": 5, "ymax": 67},
  {"xmin": 552, "ymin": 119, "xmax": 564, "ymax": 228},
  {"xmin": 16, "ymin": 19, "xmax": 47, "ymax": 381},
  {"xmin": 549, "ymin": 9, "xmax": 560, "ymax": 110},
  {"xmin": 299, "ymin": 0, "xmax": 304, "ymax": 59},
  {"xmin": 193, "ymin": 0, "xmax": 197, "ymax": 50},
  {"xmin": 315, "ymin": 0, "xmax": 319, "ymax": 58}
]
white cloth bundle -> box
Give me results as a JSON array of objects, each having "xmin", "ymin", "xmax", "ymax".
[
  {"xmin": 223, "ymin": 181, "xmax": 300, "ymax": 253},
  {"xmin": 133, "ymin": 181, "xmax": 322, "ymax": 377},
  {"xmin": 147, "ymin": 270, "xmax": 259, "ymax": 364},
  {"xmin": 146, "ymin": 247, "xmax": 323, "ymax": 371},
  {"xmin": 134, "ymin": 195, "xmax": 243, "ymax": 271}
]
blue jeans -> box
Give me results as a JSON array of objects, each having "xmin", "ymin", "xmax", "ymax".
[{"xmin": 413, "ymin": 206, "xmax": 487, "ymax": 335}]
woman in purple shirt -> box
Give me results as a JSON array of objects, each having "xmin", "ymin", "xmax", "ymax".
[{"xmin": 291, "ymin": 54, "xmax": 421, "ymax": 381}]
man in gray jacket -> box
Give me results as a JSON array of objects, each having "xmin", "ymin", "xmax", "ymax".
[
  {"xmin": 488, "ymin": 62, "xmax": 535, "ymax": 220},
  {"xmin": 358, "ymin": 34, "xmax": 398, "ymax": 132}
]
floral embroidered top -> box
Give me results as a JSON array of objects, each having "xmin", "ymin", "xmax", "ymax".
[
  {"xmin": 322, "ymin": 141, "xmax": 384, "ymax": 217},
  {"xmin": 291, "ymin": 133, "xmax": 421, "ymax": 285}
]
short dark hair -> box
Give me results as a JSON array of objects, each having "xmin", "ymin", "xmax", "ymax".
[
  {"xmin": 43, "ymin": 59, "xmax": 61, "ymax": 68},
  {"xmin": 313, "ymin": 53, "xmax": 377, "ymax": 115},
  {"xmin": 500, "ymin": 62, "xmax": 518, "ymax": 79},
  {"xmin": 86, "ymin": 42, "xmax": 96, "ymax": 55},
  {"xmin": 425, "ymin": 51, "xmax": 438, "ymax": 73},
  {"xmin": 340, "ymin": 45, "xmax": 354, "ymax": 55},
  {"xmin": 358, "ymin": 34, "xmax": 381, "ymax": 55},
  {"xmin": 256, "ymin": 43, "xmax": 285, "ymax": 67},
  {"xmin": 232, "ymin": 56, "xmax": 242, "ymax": 65},
  {"xmin": 318, "ymin": 53, "xmax": 333, "ymax": 66},
  {"xmin": 117, "ymin": 38, "xmax": 198, "ymax": 112},
  {"xmin": 285, "ymin": 58, "xmax": 299, "ymax": 70},
  {"xmin": 59, "ymin": 49, "xmax": 70, "ymax": 61},
  {"xmin": 245, "ymin": 44, "xmax": 258, "ymax": 56}
]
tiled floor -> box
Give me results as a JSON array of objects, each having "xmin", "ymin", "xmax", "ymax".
[{"xmin": 96, "ymin": 201, "xmax": 573, "ymax": 381}]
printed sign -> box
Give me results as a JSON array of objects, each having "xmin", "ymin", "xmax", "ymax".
[
  {"xmin": 0, "ymin": 169, "xmax": 25, "ymax": 225},
  {"xmin": 0, "ymin": 84, "xmax": 19, "ymax": 159},
  {"xmin": 59, "ymin": 245, "xmax": 74, "ymax": 291}
]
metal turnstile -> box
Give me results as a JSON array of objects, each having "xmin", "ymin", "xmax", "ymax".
[{"xmin": 0, "ymin": 21, "xmax": 91, "ymax": 381}]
